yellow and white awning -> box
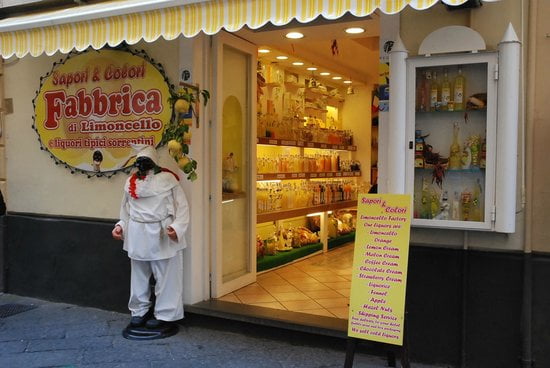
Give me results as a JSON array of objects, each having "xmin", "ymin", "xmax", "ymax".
[{"xmin": 0, "ymin": 0, "xmax": 470, "ymax": 58}]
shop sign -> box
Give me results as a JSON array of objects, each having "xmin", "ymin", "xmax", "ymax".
[
  {"xmin": 348, "ymin": 194, "xmax": 411, "ymax": 346},
  {"xmin": 33, "ymin": 49, "xmax": 172, "ymax": 176}
]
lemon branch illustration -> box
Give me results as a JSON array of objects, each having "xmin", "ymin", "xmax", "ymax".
[{"xmin": 162, "ymin": 85, "xmax": 210, "ymax": 181}]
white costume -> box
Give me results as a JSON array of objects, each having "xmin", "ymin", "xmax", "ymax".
[{"xmin": 116, "ymin": 146, "xmax": 189, "ymax": 322}]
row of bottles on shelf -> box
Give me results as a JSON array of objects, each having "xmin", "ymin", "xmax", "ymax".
[
  {"xmin": 415, "ymin": 177, "xmax": 484, "ymax": 222},
  {"xmin": 416, "ymin": 66, "xmax": 467, "ymax": 112},
  {"xmin": 257, "ymin": 180, "xmax": 367, "ymax": 214},
  {"xmin": 258, "ymin": 113, "xmax": 353, "ymax": 145},
  {"xmin": 415, "ymin": 124, "xmax": 486, "ymax": 170},
  {"xmin": 257, "ymin": 153, "xmax": 360, "ymax": 174}
]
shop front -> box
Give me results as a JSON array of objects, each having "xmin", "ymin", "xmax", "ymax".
[{"xmin": 1, "ymin": 0, "xmax": 546, "ymax": 367}]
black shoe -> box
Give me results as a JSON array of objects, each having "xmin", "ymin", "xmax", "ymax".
[
  {"xmin": 129, "ymin": 311, "xmax": 152, "ymax": 327},
  {"xmin": 145, "ymin": 318, "xmax": 171, "ymax": 329}
]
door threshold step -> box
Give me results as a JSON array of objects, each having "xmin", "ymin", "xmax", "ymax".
[{"xmin": 186, "ymin": 299, "xmax": 348, "ymax": 338}]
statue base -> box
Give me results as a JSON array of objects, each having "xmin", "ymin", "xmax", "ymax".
[{"xmin": 122, "ymin": 323, "xmax": 179, "ymax": 340}]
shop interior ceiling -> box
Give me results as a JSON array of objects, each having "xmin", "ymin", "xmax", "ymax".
[{"xmin": 236, "ymin": 13, "xmax": 380, "ymax": 87}]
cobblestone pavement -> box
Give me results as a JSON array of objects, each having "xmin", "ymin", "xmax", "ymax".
[{"xmin": 0, "ymin": 293, "xmax": 447, "ymax": 368}]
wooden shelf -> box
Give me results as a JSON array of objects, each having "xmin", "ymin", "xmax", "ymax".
[
  {"xmin": 257, "ymin": 137, "xmax": 356, "ymax": 151},
  {"xmin": 257, "ymin": 200, "xmax": 357, "ymax": 224},
  {"xmin": 415, "ymin": 108, "xmax": 486, "ymax": 114},
  {"xmin": 415, "ymin": 167, "xmax": 485, "ymax": 173},
  {"xmin": 284, "ymin": 81, "xmax": 305, "ymax": 89},
  {"xmin": 327, "ymin": 96, "xmax": 344, "ymax": 106},
  {"xmin": 305, "ymin": 88, "xmax": 329, "ymax": 97},
  {"xmin": 257, "ymin": 171, "xmax": 361, "ymax": 181},
  {"xmin": 305, "ymin": 106, "xmax": 328, "ymax": 113}
]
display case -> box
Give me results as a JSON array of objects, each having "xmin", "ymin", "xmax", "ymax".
[{"xmin": 406, "ymin": 52, "xmax": 498, "ymax": 231}]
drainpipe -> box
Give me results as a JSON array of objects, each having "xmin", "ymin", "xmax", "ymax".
[
  {"xmin": 387, "ymin": 36, "xmax": 408, "ymax": 194},
  {"xmin": 0, "ymin": 59, "xmax": 4, "ymax": 292},
  {"xmin": 521, "ymin": 0, "xmax": 537, "ymax": 366}
]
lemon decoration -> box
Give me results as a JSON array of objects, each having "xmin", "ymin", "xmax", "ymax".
[
  {"xmin": 163, "ymin": 86, "xmax": 210, "ymax": 181},
  {"xmin": 167, "ymin": 139, "xmax": 182, "ymax": 157},
  {"xmin": 177, "ymin": 156, "xmax": 191, "ymax": 170},
  {"xmin": 174, "ymin": 99, "xmax": 190, "ymax": 113}
]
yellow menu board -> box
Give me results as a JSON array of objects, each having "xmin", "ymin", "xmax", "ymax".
[{"xmin": 348, "ymin": 194, "xmax": 411, "ymax": 345}]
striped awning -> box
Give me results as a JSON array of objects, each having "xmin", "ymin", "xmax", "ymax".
[{"xmin": 0, "ymin": 0, "xmax": 470, "ymax": 58}]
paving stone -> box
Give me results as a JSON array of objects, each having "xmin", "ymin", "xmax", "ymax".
[
  {"xmin": 0, "ymin": 349, "xmax": 82, "ymax": 368},
  {"xmin": 26, "ymin": 335, "xmax": 114, "ymax": 352},
  {"xmin": 0, "ymin": 325, "xmax": 66, "ymax": 342},
  {"xmin": 80, "ymin": 362, "xmax": 151, "ymax": 368},
  {"xmin": 81, "ymin": 344, "xmax": 171, "ymax": 365},
  {"xmin": 64, "ymin": 321, "xmax": 111, "ymax": 338},
  {"xmin": 0, "ymin": 340, "xmax": 28, "ymax": 354}
]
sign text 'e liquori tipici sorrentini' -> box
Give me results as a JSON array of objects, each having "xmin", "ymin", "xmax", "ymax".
[{"xmin": 33, "ymin": 48, "xmax": 172, "ymax": 175}]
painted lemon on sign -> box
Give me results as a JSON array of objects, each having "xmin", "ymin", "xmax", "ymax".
[{"xmin": 34, "ymin": 49, "xmax": 172, "ymax": 173}]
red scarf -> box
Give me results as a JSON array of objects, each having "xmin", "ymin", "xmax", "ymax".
[{"xmin": 128, "ymin": 168, "xmax": 179, "ymax": 199}]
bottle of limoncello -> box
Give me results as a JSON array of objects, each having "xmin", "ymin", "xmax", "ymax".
[
  {"xmin": 453, "ymin": 66, "xmax": 466, "ymax": 111},
  {"xmin": 441, "ymin": 69, "xmax": 451, "ymax": 111}
]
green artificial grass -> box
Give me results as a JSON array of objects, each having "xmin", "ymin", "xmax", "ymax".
[{"xmin": 328, "ymin": 232, "xmax": 356, "ymax": 250}]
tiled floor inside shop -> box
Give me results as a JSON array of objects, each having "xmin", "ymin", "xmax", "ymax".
[{"xmin": 217, "ymin": 243, "xmax": 354, "ymax": 319}]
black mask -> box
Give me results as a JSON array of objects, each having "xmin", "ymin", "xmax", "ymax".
[{"xmin": 135, "ymin": 157, "xmax": 156, "ymax": 174}]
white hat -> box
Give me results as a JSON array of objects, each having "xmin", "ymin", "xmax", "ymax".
[{"xmin": 131, "ymin": 143, "xmax": 159, "ymax": 164}]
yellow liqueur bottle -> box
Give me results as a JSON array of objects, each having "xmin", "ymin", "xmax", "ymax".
[
  {"xmin": 423, "ymin": 71, "xmax": 432, "ymax": 112},
  {"xmin": 449, "ymin": 122, "xmax": 462, "ymax": 170},
  {"xmin": 471, "ymin": 179, "xmax": 483, "ymax": 222},
  {"xmin": 441, "ymin": 69, "xmax": 451, "ymax": 111},
  {"xmin": 430, "ymin": 71, "xmax": 440, "ymax": 111},
  {"xmin": 453, "ymin": 66, "xmax": 466, "ymax": 111},
  {"xmin": 421, "ymin": 177, "xmax": 431, "ymax": 219}
]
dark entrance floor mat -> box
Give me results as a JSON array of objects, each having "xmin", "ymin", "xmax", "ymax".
[{"xmin": 0, "ymin": 303, "xmax": 38, "ymax": 318}]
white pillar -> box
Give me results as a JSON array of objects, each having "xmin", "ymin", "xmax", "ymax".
[
  {"xmin": 377, "ymin": 14, "xmax": 399, "ymax": 194},
  {"xmin": 495, "ymin": 23, "xmax": 520, "ymax": 233},
  {"xmin": 387, "ymin": 36, "xmax": 408, "ymax": 194}
]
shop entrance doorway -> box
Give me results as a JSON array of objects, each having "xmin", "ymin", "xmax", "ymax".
[{"xmin": 212, "ymin": 14, "xmax": 380, "ymax": 320}]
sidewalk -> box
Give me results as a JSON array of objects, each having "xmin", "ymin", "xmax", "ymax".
[{"xmin": 0, "ymin": 293, "xmax": 445, "ymax": 368}]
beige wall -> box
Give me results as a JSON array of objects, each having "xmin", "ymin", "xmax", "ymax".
[
  {"xmin": 401, "ymin": 0, "xmax": 526, "ymax": 251},
  {"xmin": 402, "ymin": 1, "xmax": 523, "ymax": 55},
  {"xmin": 3, "ymin": 38, "xmax": 181, "ymax": 219},
  {"xmin": 530, "ymin": 0, "xmax": 550, "ymax": 252},
  {"xmin": 342, "ymin": 85, "xmax": 373, "ymax": 184},
  {"xmin": 401, "ymin": 4, "xmax": 469, "ymax": 56}
]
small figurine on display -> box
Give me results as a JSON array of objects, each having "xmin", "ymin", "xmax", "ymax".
[
  {"xmin": 112, "ymin": 144, "xmax": 190, "ymax": 340},
  {"xmin": 434, "ymin": 191, "xmax": 450, "ymax": 220}
]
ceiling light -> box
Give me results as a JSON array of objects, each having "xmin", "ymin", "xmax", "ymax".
[
  {"xmin": 320, "ymin": 72, "xmax": 330, "ymax": 76},
  {"xmin": 343, "ymin": 80, "xmax": 352, "ymax": 84},
  {"xmin": 292, "ymin": 61, "xmax": 304, "ymax": 66},
  {"xmin": 276, "ymin": 56, "xmax": 288, "ymax": 60},
  {"xmin": 345, "ymin": 27, "xmax": 365, "ymax": 34},
  {"xmin": 258, "ymin": 48, "xmax": 270, "ymax": 53},
  {"xmin": 332, "ymin": 76, "xmax": 342, "ymax": 80},
  {"xmin": 307, "ymin": 67, "xmax": 317, "ymax": 71},
  {"xmin": 286, "ymin": 32, "xmax": 304, "ymax": 39}
]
